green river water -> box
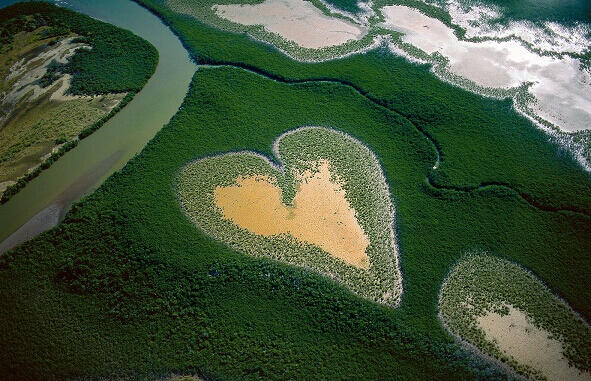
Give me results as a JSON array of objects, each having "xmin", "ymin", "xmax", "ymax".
[{"xmin": 0, "ymin": 0, "xmax": 196, "ymax": 251}]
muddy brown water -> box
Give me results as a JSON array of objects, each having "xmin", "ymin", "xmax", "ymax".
[{"xmin": 0, "ymin": 0, "xmax": 196, "ymax": 252}]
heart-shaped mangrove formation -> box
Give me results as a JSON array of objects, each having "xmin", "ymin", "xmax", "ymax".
[{"xmin": 177, "ymin": 127, "xmax": 402, "ymax": 306}]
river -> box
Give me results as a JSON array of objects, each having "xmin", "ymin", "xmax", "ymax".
[{"xmin": 0, "ymin": 0, "xmax": 197, "ymax": 252}]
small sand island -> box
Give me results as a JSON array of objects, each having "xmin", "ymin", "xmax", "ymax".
[{"xmin": 214, "ymin": 161, "xmax": 370, "ymax": 268}]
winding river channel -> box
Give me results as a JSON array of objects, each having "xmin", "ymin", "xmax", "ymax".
[{"xmin": 0, "ymin": 0, "xmax": 196, "ymax": 252}]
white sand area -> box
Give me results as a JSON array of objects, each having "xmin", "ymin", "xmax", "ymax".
[{"xmin": 477, "ymin": 306, "xmax": 591, "ymax": 381}]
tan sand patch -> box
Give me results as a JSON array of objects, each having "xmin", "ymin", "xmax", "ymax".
[
  {"xmin": 49, "ymin": 74, "xmax": 86, "ymax": 102},
  {"xmin": 214, "ymin": 160, "xmax": 370, "ymax": 268},
  {"xmin": 210, "ymin": 0, "xmax": 366, "ymax": 49},
  {"xmin": 0, "ymin": 180, "xmax": 16, "ymax": 194},
  {"xmin": 477, "ymin": 306, "xmax": 591, "ymax": 381}
]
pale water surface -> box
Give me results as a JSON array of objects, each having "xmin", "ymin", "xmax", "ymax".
[
  {"xmin": 211, "ymin": 0, "xmax": 366, "ymax": 49},
  {"xmin": 381, "ymin": 5, "xmax": 591, "ymax": 133}
]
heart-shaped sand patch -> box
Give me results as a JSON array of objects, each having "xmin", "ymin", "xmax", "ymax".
[{"xmin": 178, "ymin": 127, "xmax": 402, "ymax": 306}]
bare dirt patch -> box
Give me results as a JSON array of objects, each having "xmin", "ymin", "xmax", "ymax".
[
  {"xmin": 214, "ymin": 160, "xmax": 370, "ymax": 268},
  {"xmin": 478, "ymin": 306, "xmax": 591, "ymax": 381}
]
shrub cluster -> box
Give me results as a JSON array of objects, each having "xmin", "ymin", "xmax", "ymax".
[{"xmin": 439, "ymin": 254, "xmax": 591, "ymax": 379}]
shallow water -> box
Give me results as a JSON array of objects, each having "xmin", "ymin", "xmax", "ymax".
[
  {"xmin": 207, "ymin": 0, "xmax": 366, "ymax": 49},
  {"xmin": 0, "ymin": 0, "xmax": 196, "ymax": 251},
  {"xmin": 381, "ymin": 5, "xmax": 591, "ymax": 132},
  {"xmin": 455, "ymin": 0, "xmax": 591, "ymax": 24}
]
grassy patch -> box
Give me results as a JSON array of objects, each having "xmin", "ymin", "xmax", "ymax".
[
  {"xmin": 0, "ymin": 88, "xmax": 126, "ymax": 182},
  {"xmin": 439, "ymin": 254, "xmax": 591, "ymax": 379}
]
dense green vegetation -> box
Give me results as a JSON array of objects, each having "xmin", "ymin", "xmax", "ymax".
[
  {"xmin": 0, "ymin": 2, "xmax": 158, "ymax": 95},
  {"xmin": 1, "ymin": 62, "xmax": 589, "ymax": 379},
  {"xmin": 139, "ymin": 0, "xmax": 591, "ymax": 307},
  {"xmin": 0, "ymin": 0, "xmax": 589, "ymax": 379},
  {"xmin": 139, "ymin": 0, "xmax": 591, "ymax": 217}
]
